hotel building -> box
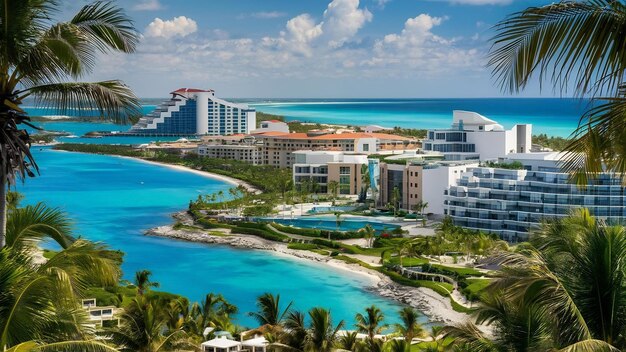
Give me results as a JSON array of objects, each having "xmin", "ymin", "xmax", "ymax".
[
  {"xmin": 130, "ymin": 88, "xmax": 256, "ymax": 136},
  {"xmin": 444, "ymin": 152, "xmax": 626, "ymax": 242},
  {"xmin": 422, "ymin": 110, "xmax": 532, "ymax": 161},
  {"xmin": 255, "ymin": 131, "xmax": 417, "ymax": 168},
  {"xmin": 195, "ymin": 131, "xmax": 417, "ymax": 168},
  {"xmin": 378, "ymin": 159, "xmax": 478, "ymax": 214},
  {"xmin": 292, "ymin": 151, "xmax": 368, "ymax": 195}
]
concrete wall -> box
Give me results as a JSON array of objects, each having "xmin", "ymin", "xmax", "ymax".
[{"xmin": 421, "ymin": 163, "xmax": 478, "ymax": 215}]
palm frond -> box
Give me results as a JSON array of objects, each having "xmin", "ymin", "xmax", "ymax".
[
  {"xmin": 560, "ymin": 92, "xmax": 626, "ymax": 184},
  {"xmin": 442, "ymin": 323, "xmax": 500, "ymax": 352},
  {"xmin": 5, "ymin": 202, "xmax": 73, "ymax": 249},
  {"xmin": 23, "ymin": 81, "xmax": 141, "ymax": 123},
  {"xmin": 16, "ymin": 23, "xmax": 98, "ymax": 84},
  {"xmin": 0, "ymin": 0, "xmax": 58, "ymax": 65},
  {"xmin": 558, "ymin": 339, "xmax": 620, "ymax": 352},
  {"xmin": 70, "ymin": 1, "xmax": 139, "ymax": 53},
  {"xmin": 489, "ymin": 0, "xmax": 626, "ymax": 97},
  {"xmin": 34, "ymin": 340, "xmax": 118, "ymax": 352},
  {"xmin": 39, "ymin": 240, "xmax": 121, "ymax": 290}
]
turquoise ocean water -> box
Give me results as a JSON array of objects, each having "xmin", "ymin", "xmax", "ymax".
[
  {"xmin": 246, "ymin": 98, "xmax": 588, "ymax": 137},
  {"xmin": 17, "ymin": 149, "xmax": 406, "ymax": 327},
  {"xmin": 19, "ymin": 98, "xmax": 584, "ymax": 327}
]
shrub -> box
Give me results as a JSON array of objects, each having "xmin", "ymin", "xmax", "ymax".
[
  {"xmin": 232, "ymin": 226, "xmax": 288, "ymax": 242},
  {"xmin": 287, "ymin": 243, "xmax": 319, "ymax": 250}
]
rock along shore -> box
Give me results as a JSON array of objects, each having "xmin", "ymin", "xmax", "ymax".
[{"xmin": 146, "ymin": 214, "xmax": 475, "ymax": 326}]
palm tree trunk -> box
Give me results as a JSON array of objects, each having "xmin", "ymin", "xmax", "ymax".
[{"xmin": 0, "ymin": 172, "xmax": 6, "ymax": 249}]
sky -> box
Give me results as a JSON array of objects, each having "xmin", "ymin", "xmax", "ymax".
[{"xmin": 62, "ymin": 0, "xmax": 553, "ymax": 98}]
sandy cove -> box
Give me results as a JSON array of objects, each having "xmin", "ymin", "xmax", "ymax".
[{"xmin": 145, "ymin": 220, "xmax": 474, "ymax": 327}]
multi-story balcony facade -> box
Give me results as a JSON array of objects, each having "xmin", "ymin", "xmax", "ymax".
[{"xmin": 445, "ymin": 167, "xmax": 626, "ymax": 242}]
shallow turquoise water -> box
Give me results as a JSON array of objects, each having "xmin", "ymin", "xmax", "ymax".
[
  {"xmin": 16, "ymin": 149, "xmax": 407, "ymax": 328},
  {"xmin": 247, "ymin": 98, "xmax": 588, "ymax": 137}
]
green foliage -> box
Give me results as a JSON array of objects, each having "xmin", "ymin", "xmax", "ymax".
[
  {"xmin": 461, "ymin": 278, "xmax": 491, "ymax": 302},
  {"xmin": 483, "ymin": 160, "xmax": 525, "ymax": 170},
  {"xmin": 231, "ymin": 226, "xmax": 288, "ymax": 242},
  {"xmin": 532, "ymin": 134, "xmax": 570, "ymax": 151},
  {"xmin": 424, "ymin": 264, "xmax": 483, "ymax": 278},
  {"xmin": 287, "ymin": 243, "xmax": 320, "ymax": 251}
]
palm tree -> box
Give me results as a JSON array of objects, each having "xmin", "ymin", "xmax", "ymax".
[
  {"xmin": 356, "ymin": 305, "xmax": 388, "ymax": 342},
  {"xmin": 360, "ymin": 224, "xmax": 376, "ymax": 248},
  {"xmin": 195, "ymin": 293, "xmax": 238, "ymax": 333},
  {"xmin": 111, "ymin": 296, "xmax": 196, "ymax": 352},
  {"xmin": 395, "ymin": 307, "xmax": 424, "ymax": 344},
  {"xmin": 384, "ymin": 339, "xmax": 410, "ymax": 352},
  {"xmin": 134, "ymin": 269, "xmax": 160, "ymax": 296},
  {"xmin": 0, "ymin": 1, "xmax": 141, "ymax": 248},
  {"xmin": 391, "ymin": 187, "xmax": 401, "ymax": 217},
  {"xmin": 388, "ymin": 238, "xmax": 414, "ymax": 268},
  {"xmin": 488, "ymin": 1, "xmax": 626, "ymax": 183},
  {"xmin": 327, "ymin": 180, "xmax": 339, "ymax": 206},
  {"xmin": 0, "ymin": 239, "xmax": 121, "ymax": 349},
  {"xmin": 277, "ymin": 171, "xmax": 293, "ymax": 215},
  {"xmin": 336, "ymin": 331, "xmax": 360, "ymax": 351},
  {"xmin": 248, "ymin": 293, "xmax": 293, "ymax": 328},
  {"xmin": 305, "ymin": 307, "xmax": 344, "ymax": 352},
  {"xmin": 333, "ymin": 211, "xmax": 343, "ymax": 239},
  {"xmin": 445, "ymin": 209, "xmax": 626, "ymax": 350}
]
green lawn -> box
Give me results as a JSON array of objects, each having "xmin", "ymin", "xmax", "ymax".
[
  {"xmin": 429, "ymin": 263, "xmax": 483, "ymax": 277},
  {"xmin": 463, "ymin": 278, "xmax": 492, "ymax": 301},
  {"xmin": 388, "ymin": 256, "xmax": 429, "ymax": 266}
]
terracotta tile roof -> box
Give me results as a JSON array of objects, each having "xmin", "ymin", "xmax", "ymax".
[{"xmin": 251, "ymin": 131, "xmax": 414, "ymax": 141}]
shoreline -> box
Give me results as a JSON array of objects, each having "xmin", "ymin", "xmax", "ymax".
[
  {"xmin": 50, "ymin": 148, "xmax": 259, "ymax": 193},
  {"xmin": 146, "ymin": 218, "xmax": 474, "ymax": 326}
]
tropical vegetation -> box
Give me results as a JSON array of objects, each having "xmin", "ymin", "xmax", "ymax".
[
  {"xmin": 0, "ymin": 0, "xmax": 141, "ymax": 248},
  {"xmin": 488, "ymin": 0, "xmax": 626, "ymax": 184}
]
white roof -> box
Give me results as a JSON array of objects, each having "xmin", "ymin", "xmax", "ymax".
[
  {"xmin": 452, "ymin": 110, "xmax": 498, "ymax": 126},
  {"xmin": 506, "ymin": 152, "xmax": 566, "ymax": 161},
  {"xmin": 242, "ymin": 337, "xmax": 268, "ymax": 347},
  {"xmin": 201, "ymin": 338, "xmax": 241, "ymax": 348}
]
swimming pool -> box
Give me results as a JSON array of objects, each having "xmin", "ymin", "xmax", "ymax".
[{"xmin": 267, "ymin": 215, "xmax": 400, "ymax": 233}]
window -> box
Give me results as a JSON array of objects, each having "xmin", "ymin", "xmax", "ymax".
[
  {"xmin": 363, "ymin": 144, "xmax": 369, "ymax": 152},
  {"xmin": 339, "ymin": 166, "xmax": 351, "ymax": 175}
]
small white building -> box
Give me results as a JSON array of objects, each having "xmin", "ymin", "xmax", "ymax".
[
  {"xmin": 241, "ymin": 337, "xmax": 268, "ymax": 352},
  {"xmin": 201, "ymin": 337, "xmax": 241, "ymax": 352},
  {"xmin": 251, "ymin": 120, "xmax": 289, "ymax": 134},
  {"xmin": 422, "ymin": 110, "xmax": 532, "ymax": 161}
]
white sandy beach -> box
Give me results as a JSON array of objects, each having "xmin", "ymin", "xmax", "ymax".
[{"xmin": 146, "ymin": 221, "xmax": 475, "ymax": 327}]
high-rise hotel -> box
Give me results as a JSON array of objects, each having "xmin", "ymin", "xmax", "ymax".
[{"xmin": 130, "ymin": 88, "xmax": 256, "ymax": 136}]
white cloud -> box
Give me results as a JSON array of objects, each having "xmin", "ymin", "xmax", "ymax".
[
  {"xmin": 322, "ymin": 0, "xmax": 373, "ymax": 48},
  {"xmin": 376, "ymin": 0, "xmax": 391, "ymax": 8},
  {"xmin": 92, "ymin": 1, "xmax": 484, "ymax": 95},
  {"xmin": 133, "ymin": 0, "xmax": 163, "ymax": 11},
  {"xmin": 244, "ymin": 11, "xmax": 288, "ymax": 19},
  {"xmin": 366, "ymin": 14, "xmax": 480, "ymax": 74},
  {"xmin": 450, "ymin": 0, "xmax": 512, "ymax": 5},
  {"xmin": 145, "ymin": 16, "xmax": 198, "ymax": 39}
]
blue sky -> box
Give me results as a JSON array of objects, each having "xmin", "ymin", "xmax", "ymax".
[{"xmin": 65, "ymin": 0, "xmax": 552, "ymax": 98}]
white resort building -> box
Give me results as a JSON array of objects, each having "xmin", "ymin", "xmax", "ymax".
[
  {"xmin": 422, "ymin": 110, "xmax": 532, "ymax": 161},
  {"xmin": 130, "ymin": 88, "xmax": 256, "ymax": 136},
  {"xmin": 444, "ymin": 152, "xmax": 626, "ymax": 242}
]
